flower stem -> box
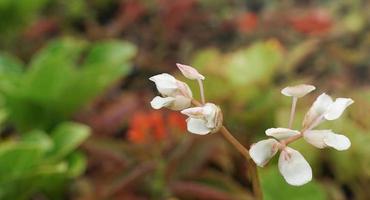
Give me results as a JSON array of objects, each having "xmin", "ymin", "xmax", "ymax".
[
  {"xmin": 281, "ymin": 133, "xmax": 303, "ymax": 146},
  {"xmin": 288, "ymin": 97, "xmax": 298, "ymax": 129},
  {"xmin": 219, "ymin": 126, "xmax": 250, "ymax": 158},
  {"xmin": 219, "ymin": 126, "xmax": 263, "ymax": 200},
  {"xmin": 191, "ymin": 99, "xmax": 263, "ymax": 199},
  {"xmin": 197, "ymin": 79, "xmax": 206, "ymax": 104}
]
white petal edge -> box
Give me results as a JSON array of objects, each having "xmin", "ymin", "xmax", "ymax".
[
  {"xmin": 186, "ymin": 118, "xmax": 211, "ymax": 135},
  {"xmin": 176, "ymin": 63, "xmax": 205, "ymax": 80},
  {"xmin": 181, "ymin": 107, "xmax": 204, "ymax": 118},
  {"xmin": 265, "ymin": 128, "xmax": 301, "ymax": 140},
  {"xmin": 249, "ymin": 139, "xmax": 279, "ymax": 167},
  {"xmin": 169, "ymin": 95, "xmax": 192, "ymax": 111},
  {"xmin": 303, "ymin": 130, "xmax": 327, "ymax": 149},
  {"xmin": 278, "ymin": 147, "xmax": 312, "ymax": 186},
  {"xmin": 323, "ymin": 131, "xmax": 351, "ymax": 151},
  {"xmin": 303, "ymin": 93, "xmax": 333, "ymax": 129},
  {"xmin": 304, "ymin": 130, "xmax": 351, "ymax": 151},
  {"xmin": 149, "ymin": 73, "xmax": 178, "ymax": 95},
  {"xmin": 150, "ymin": 96, "xmax": 175, "ymax": 109},
  {"xmin": 324, "ymin": 98, "xmax": 354, "ymax": 120},
  {"xmin": 281, "ymin": 84, "xmax": 316, "ymax": 98}
]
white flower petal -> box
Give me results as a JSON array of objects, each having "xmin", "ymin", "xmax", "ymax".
[
  {"xmin": 265, "ymin": 128, "xmax": 301, "ymax": 140},
  {"xmin": 203, "ymin": 103, "xmax": 218, "ymax": 128},
  {"xmin": 170, "ymin": 95, "xmax": 192, "ymax": 111},
  {"xmin": 323, "ymin": 131, "xmax": 351, "ymax": 151},
  {"xmin": 186, "ymin": 118, "xmax": 211, "ymax": 135},
  {"xmin": 278, "ymin": 147, "xmax": 312, "ymax": 186},
  {"xmin": 281, "ymin": 84, "xmax": 316, "ymax": 98},
  {"xmin": 303, "ymin": 130, "xmax": 327, "ymax": 149},
  {"xmin": 176, "ymin": 80, "xmax": 193, "ymax": 98},
  {"xmin": 176, "ymin": 63, "xmax": 205, "ymax": 80},
  {"xmin": 149, "ymin": 73, "xmax": 178, "ymax": 96},
  {"xmin": 249, "ymin": 139, "xmax": 279, "ymax": 167},
  {"xmin": 181, "ymin": 107, "xmax": 204, "ymax": 118},
  {"xmin": 303, "ymin": 130, "xmax": 351, "ymax": 151},
  {"xmin": 150, "ymin": 96, "xmax": 175, "ymax": 109},
  {"xmin": 303, "ymin": 93, "xmax": 333, "ymax": 129},
  {"xmin": 324, "ymin": 98, "xmax": 354, "ymax": 120}
]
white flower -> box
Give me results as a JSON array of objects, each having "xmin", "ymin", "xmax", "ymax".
[
  {"xmin": 302, "ymin": 93, "xmax": 354, "ymax": 129},
  {"xmin": 149, "ymin": 73, "xmax": 193, "ymax": 110},
  {"xmin": 250, "ymin": 88, "xmax": 353, "ymax": 186},
  {"xmin": 249, "ymin": 139, "xmax": 312, "ymax": 186},
  {"xmin": 176, "ymin": 63, "xmax": 205, "ymax": 80},
  {"xmin": 281, "ymin": 84, "xmax": 316, "ymax": 98},
  {"xmin": 181, "ymin": 103, "xmax": 222, "ymax": 135}
]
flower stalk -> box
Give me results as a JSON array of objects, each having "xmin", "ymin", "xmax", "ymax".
[
  {"xmin": 288, "ymin": 97, "xmax": 298, "ymax": 129},
  {"xmin": 192, "ymin": 98, "xmax": 262, "ymax": 199},
  {"xmin": 197, "ymin": 79, "xmax": 206, "ymax": 104}
]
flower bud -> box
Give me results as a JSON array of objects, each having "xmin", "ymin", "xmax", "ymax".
[
  {"xmin": 181, "ymin": 103, "xmax": 223, "ymax": 135},
  {"xmin": 176, "ymin": 63, "xmax": 205, "ymax": 80}
]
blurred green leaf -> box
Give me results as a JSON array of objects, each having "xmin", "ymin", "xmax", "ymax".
[
  {"xmin": 0, "ymin": 38, "xmax": 136, "ymax": 131},
  {"xmin": 226, "ymin": 40, "xmax": 283, "ymax": 86},
  {"xmin": 61, "ymin": 40, "xmax": 137, "ymax": 113},
  {"xmin": 0, "ymin": 121, "xmax": 89, "ymax": 199},
  {"xmin": 261, "ymin": 167, "xmax": 327, "ymax": 200},
  {"xmin": 47, "ymin": 122, "xmax": 90, "ymax": 161},
  {"xmin": 65, "ymin": 151, "xmax": 87, "ymax": 177},
  {"xmin": 0, "ymin": 141, "xmax": 46, "ymax": 183}
]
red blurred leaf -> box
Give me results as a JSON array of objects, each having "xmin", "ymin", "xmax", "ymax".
[
  {"xmin": 23, "ymin": 18, "xmax": 59, "ymax": 40},
  {"xmin": 236, "ymin": 12, "xmax": 258, "ymax": 33},
  {"xmin": 289, "ymin": 9, "xmax": 332, "ymax": 35}
]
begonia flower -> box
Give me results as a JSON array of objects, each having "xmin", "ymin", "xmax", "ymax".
[
  {"xmin": 181, "ymin": 103, "xmax": 222, "ymax": 135},
  {"xmin": 250, "ymin": 88, "xmax": 353, "ymax": 186},
  {"xmin": 250, "ymin": 139, "xmax": 312, "ymax": 186},
  {"xmin": 149, "ymin": 73, "xmax": 193, "ymax": 110}
]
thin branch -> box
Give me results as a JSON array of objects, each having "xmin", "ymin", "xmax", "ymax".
[
  {"xmin": 219, "ymin": 126, "xmax": 263, "ymax": 200},
  {"xmin": 197, "ymin": 79, "xmax": 206, "ymax": 104},
  {"xmin": 288, "ymin": 97, "xmax": 298, "ymax": 129},
  {"xmin": 219, "ymin": 126, "xmax": 250, "ymax": 159},
  {"xmin": 190, "ymin": 99, "xmax": 263, "ymax": 199}
]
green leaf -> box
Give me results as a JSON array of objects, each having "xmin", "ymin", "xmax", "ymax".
[
  {"xmin": 0, "ymin": 141, "xmax": 47, "ymax": 183},
  {"xmin": 65, "ymin": 151, "xmax": 87, "ymax": 177},
  {"xmin": 261, "ymin": 167, "xmax": 327, "ymax": 200},
  {"xmin": 226, "ymin": 40, "xmax": 283, "ymax": 86},
  {"xmin": 21, "ymin": 130, "xmax": 53, "ymax": 151},
  {"xmin": 22, "ymin": 38, "xmax": 86, "ymax": 103},
  {"xmin": 0, "ymin": 53, "xmax": 23, "ymax": 92},
  {"xmin": 61, "ymin": 40, "xmax": 136, "ymax": 112},
  {"xmin": 3, "ymin": 39, "xmax": 136, "ymax": 131},
  {"xmin": 47, "ymin": 122, "xmax": 90, "ymax": 161}
]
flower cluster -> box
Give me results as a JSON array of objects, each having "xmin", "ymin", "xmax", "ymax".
[
  {"xmin": 150, "ymin": 63, "xmax": 222, "ymax": 135},
  {"xmin": 249, "ymin": 84, "xmax": 354, "ymax": 186}
]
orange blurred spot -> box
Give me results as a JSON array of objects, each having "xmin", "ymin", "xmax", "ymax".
[
  {"xmin": 150, "ymin": 111, "xmax": 166, "ymax": 140},
  {"xmin": 127, "ymin": 110, "xmax": 188, "ymax": 144},
  {"xmin": 236, "ymin": 13, "xmax": 258, "ymax": 33},
  {"xmin": 168, "ymin": 112, "xmax": 187, "ymax": 131},
  {"xmin": 289, "ymin": 10, "xmax": 332, "ymax": 35}
]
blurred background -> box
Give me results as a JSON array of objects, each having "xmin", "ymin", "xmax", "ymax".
[{"xmin": 0, "ymin": 0, "xmax": 369, "ymax": 199}]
